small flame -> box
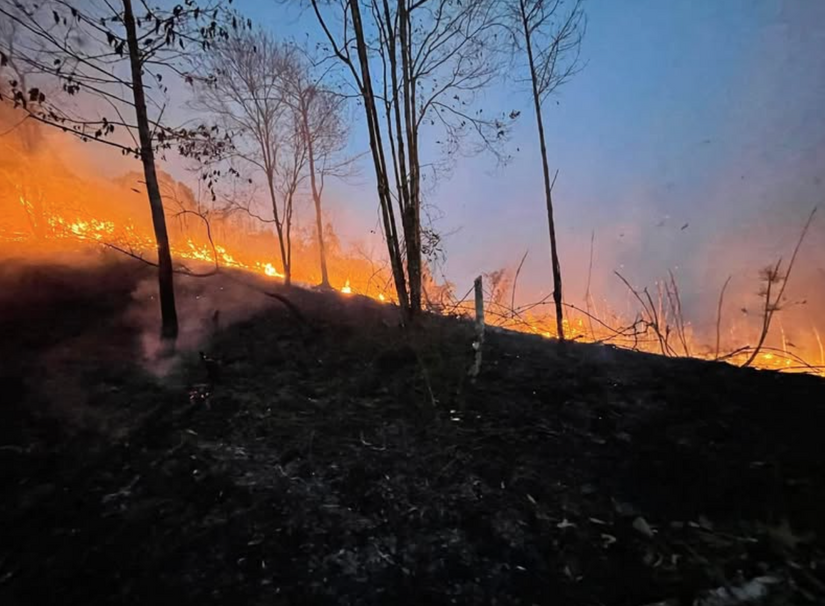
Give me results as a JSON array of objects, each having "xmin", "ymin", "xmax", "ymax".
[
  {"xmin": 341, "ymin": 279, "xmax": 352, "ymax": 294},
  {"xmin": 258, "ymin": 262, "xmax": 284, "ymax": 278},
  {"xmin": 378, "ymin": 293, "xmax": 386, "ymax": 302}
]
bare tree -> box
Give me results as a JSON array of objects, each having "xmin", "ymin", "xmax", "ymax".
[
  {"xmin": 284, "ymin": 56, "xmax": 352, "ymax": 289},
  {"xmin": 308, "ymin": 0, "xmax": 512, "ymax": 319},
  {"xmin": 0, "ymin": 0, "xmax": 238, "ymax": 341},
  {"xmin": 507, "ymin": 0, "xmax": 585, "ymax": 340},
  {"xmin": 194, "ymin": 30, "xmax": 313, "ymax": 286},
  {"xmin": 273, "ymin": 110, "xmax": 309, "ymax": 284},
  {"xmin": 0, "ymin": 16, "xmax": 43, "ymax": 153}
]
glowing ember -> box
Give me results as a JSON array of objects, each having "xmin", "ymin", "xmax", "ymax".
[{"xmin": 341, "ymin": 280, "xmax": 352, "ymax": 294}]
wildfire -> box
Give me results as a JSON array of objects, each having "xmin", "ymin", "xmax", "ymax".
[
  {"xmin": 2, "ymin": 193, "xmax": 823, "ymax": 378},
  {"xmin": 40, "ymin": 202, "xmax": 117, "ymax": 243},
  {"xmin": 56, "ymin": 217, "xmax": 116, "ymax": 240},
  {"xmin": 257, "ymin": 262, "xmax": 284, "ymax": 278}
]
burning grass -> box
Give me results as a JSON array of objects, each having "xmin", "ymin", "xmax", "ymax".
[
  {"xmin": 4, "ymin": 188, "xmax": 823, "ymax": 377},
  {"xmin": 1, "ymin": 109, "xmax": 823, "ymax": 376}
]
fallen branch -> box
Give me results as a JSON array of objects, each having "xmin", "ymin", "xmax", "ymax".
[{"xmin": 104, "ymin": 243, "xmax": 219, "ymax": 278}]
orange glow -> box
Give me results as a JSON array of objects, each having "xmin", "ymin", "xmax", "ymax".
[
  {"xmin": 4, "ymin": 187, "xmax": 823, "ymax": 376},
  {"xmin": 1, "ymin": 111, "xmax": 822, "ymax": 377}
]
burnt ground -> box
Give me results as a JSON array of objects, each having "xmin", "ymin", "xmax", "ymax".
[{"xmin": 1, "ymin": 259, "xmax": 825, "ymax": 606}]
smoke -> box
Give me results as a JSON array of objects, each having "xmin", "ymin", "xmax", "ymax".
[{"xmin": 125, "ymin": 270, "xmax": 274, "ymax": 376}]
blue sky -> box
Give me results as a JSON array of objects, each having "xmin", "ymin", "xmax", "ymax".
[{"xmin": 232, "ymin": 0, "xmax": 825, "ymax": 312}]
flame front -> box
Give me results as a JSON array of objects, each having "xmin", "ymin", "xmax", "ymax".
[
  {"xmin": 1, "ymin": 117, "xmax": 822, "ymax": 377},
  {"xmin": 4, "ymin": 189, "xmax": 823, "ymax": 377}
]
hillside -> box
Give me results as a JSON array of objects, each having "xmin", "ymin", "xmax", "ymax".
[{"xmin": 1, "ymin": 258, "xmax": 824, "ymax": 606}]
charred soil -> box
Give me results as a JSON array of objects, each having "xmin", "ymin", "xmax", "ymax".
[{"xmin": 1, "ymin": 259, "xmax": 824, "ymax": 606}]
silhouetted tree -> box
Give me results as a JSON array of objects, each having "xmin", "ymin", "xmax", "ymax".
[
  {"xmin": 194, "ymin": 31, "xmax": 312, "ymax": 285},
  {"xmin": 507, "ymin": 0, "xmax": 585, "ymax": 340},
  {"xmin": 283, "ymin": 55, "xmax": 352, "ymax": 289},
  {"xmin": 307, "ymin": 0, "xmax": 512, "ymax": 319},
  {"xmin": 0, "ymin": 0, "xmax": 240, "ymax": 341}
]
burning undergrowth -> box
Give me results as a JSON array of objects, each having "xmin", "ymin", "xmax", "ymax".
[{"xmin": 1, "ymin": 107, "xmax": 824, "ymax": 376}]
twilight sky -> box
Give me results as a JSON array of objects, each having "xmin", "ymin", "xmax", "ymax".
[{"xmin": 229, "ymin": 1, "xmax": 825, "ymax": 312}]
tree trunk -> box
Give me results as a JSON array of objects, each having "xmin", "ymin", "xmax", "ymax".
[
  {"xmin": 468, "ymin": 275, "xmax": 485, "ymax": 381},
  {"xmin": 404, "ymin": 207, "xmax": 422, "ymax": 314},
  {"xmin": 381, "ymin": 0, "xmax": 416, "ymax": 316},
  {"xmin": 397, "ymin": 0, "xmax": 423, "ymax": 316},
  {"xmin": 265, "ymin": 169, "xmax": 291, "ymax": 286},
  {"xmin": 302, "ymin": 102, "xmax": 330, "ymax": 288},
  {"xmin": 311, "ymin": 186, "xmax": 329, "ymax": 287},
  {"xmin": 123, "ymin": 0, "xmax": 178, "ymax": 341},
  {"xmin": 285, "ymin": 189, "xmax": 294, "ymax": 286},
  {"xmin": 348, "ymin": 0, "xmax": 410, "ymax": 316},
  {"xmin": 522, "ymin": 6, "xmax": 565, "ymax": 341}
]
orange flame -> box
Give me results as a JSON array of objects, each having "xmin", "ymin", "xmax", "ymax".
[
  {"xmin": 0, "ymin": 114, "xmax": 821, "ymax": 378},
  {"xmin": 4, "ymin": 192, "xmax": 823, "ymax": 376}
]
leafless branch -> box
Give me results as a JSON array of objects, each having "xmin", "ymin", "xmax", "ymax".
[
  {"xmin": 715, "ymin": 276, "xmax": 732, "ymax": 361},
  {"xmin": 742, "ymin": 207, "xmax": 817, "ymax": 368}
]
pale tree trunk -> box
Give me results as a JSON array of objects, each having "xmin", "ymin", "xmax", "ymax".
[
  {"xmin": 468, "ymin": 275, "xmax": 485, "ymax": 381},
  {"xmin": 123, "ymin": 0, "xmax": 178, "ymax": 341},
  {"xmin": 521, "ymin": 4, "xmax": 565, "ymax": 341}
]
